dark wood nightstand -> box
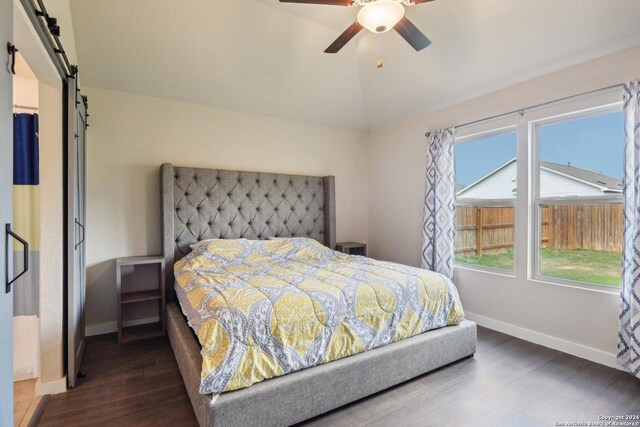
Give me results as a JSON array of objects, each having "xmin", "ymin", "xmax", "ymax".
[
  {"xmin": 116, "ymin": 256, "xmax": 166, "ymax": 343},
  {"xmin": 336, "ymin": 242, "xmax": 367, "ymax": 257}
]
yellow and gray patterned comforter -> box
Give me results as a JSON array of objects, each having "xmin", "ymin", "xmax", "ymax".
[{"xmin": 174, "ymin": 238, "xmax": 465, "ymax": 394}]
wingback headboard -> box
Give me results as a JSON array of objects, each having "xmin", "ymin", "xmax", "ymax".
[{"xmin": 161, "ymin": 163, "xmax": 336, "ymax": 299}]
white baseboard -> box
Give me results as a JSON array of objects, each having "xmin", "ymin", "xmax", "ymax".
[
  {"xmin": 465, "ymin": 312, "xmax": 623, "ymax": 371},
  {"xmin": 85, "ymin": 321, "xmax": 117, "ymax": 337},
  {"xmin": 14, "ymin": 373, "xmax": 38, "ymax": 382},
  {"xmin": 35, "ymin": 376, "xmax": 67, "ymax": 395},
  {"xmin": 85, "ymin": 316, "xmax": 160, "ymax": 337}
]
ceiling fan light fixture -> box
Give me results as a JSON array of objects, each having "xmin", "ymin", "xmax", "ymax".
[{"xmin": 357, "ymin": 0, "xmax": 405, "ymax": 34}]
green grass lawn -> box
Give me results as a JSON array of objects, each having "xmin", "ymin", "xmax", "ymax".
[{"xmin": 456, "ymin": 248, "xmax": 622, "ymax": 287}]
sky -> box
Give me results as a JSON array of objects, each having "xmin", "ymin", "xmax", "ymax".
[{"xmin": 455, "ymin": 111, "xmax": 624, "ymax": 187}]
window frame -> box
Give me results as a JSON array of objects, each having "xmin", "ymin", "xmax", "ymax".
[
  {"xmin": 529, "ymin": 102, "xmax": 624, "ymax": 292},
  {"xmin": 454, "ymin": 125, "xmax": 519, "ymax": 275}
]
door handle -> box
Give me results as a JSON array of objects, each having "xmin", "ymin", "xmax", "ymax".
[
  {"xmin": 5, "ymin": 224, "xmax": 29, "ymax": 293},
  {"xmin": 75, "ymin": 218, "xmax": 85, "ymax": 249}
]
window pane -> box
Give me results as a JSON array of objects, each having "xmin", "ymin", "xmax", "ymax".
[
  {"xmin": 539, "ymin": 203, "xmax": 622, "ymax": 287},
  {"xmin": 456, "ymin": 205, "xmax": 514, "ymax": 270},
  {"xmin": 537, "ymin": 111, "xmax": 623, "ymax": 286},
  {"xmin": 538, "ymin": 111, "xmax": 624, "ymax": 198},
  {"xmin": 456, "ymin": 132, "xmax": 518, "ymax": 200},
  {"xmin": 455, "ymin": 131, "xmax": 517, "ymax": 270}
]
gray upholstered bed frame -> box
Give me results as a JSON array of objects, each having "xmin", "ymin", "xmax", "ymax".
[{"xmin": 161, "ymin": 163, "xmax": 477, "ymax": 427}]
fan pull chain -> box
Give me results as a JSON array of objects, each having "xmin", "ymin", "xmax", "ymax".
[{"xmin": 376, "ymin": 33, "xmax": 384, "ymax": 69}]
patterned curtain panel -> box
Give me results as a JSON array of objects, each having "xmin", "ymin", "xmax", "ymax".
[
  {"xmin": 620, "ymin": 80, "xmax": 640, "ymax": 378},
  {"xmin": 421, "ymin": 128, "xmax": 456, "ymax": 281},
  {"xmin": 13, "ymin": 113, "xmax": 39, "ymax": 316}
]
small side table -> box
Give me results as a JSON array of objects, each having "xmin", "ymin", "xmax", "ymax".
[
  {"xmin": 336, "ymin": 242, "xmax": 367, "ymax": 257},
  {"xmin": 116, "ymin": 256, "xmax": 166, "ymax": 343}
]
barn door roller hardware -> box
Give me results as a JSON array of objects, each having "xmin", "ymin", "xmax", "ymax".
[
  {"xmin": 82, "ymin": 95, "xmax": 90, "ymax": 127},
  {"xmin": 18, "ymin": 0, "xmax": 89, "ymax": 116},
  {"xmin": 34, "ymin": 0, "xmax": 76, "ymax": 78},
  {"xmin": 35, "ymin": 10, "xmax": 60, "ymax": 37}
]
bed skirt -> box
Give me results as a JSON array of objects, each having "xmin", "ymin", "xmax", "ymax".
[{"xmin": 167, "ymin": 301, "xmax": 477, "ymax": 427}]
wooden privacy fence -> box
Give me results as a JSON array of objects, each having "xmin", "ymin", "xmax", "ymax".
[{"xmin": 455, "ymin": 203, "xmax": 623, "ymax": 256}]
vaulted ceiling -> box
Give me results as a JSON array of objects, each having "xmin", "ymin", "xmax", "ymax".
[{"xmin": 69, "ymin": 0, "xmax": 640, "ymax": 131}]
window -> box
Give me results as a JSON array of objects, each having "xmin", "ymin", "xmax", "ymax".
[
  {"xmin": 532, "ymin": 108, "xmax": 624, "ymax": 287},
  {"xmin": 454, "ymin": 130, "xmax": 517, "ymax": 272}
]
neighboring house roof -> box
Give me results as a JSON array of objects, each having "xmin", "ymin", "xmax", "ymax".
[
  {"xmin": 457, "ymin": 158, "xmax": 516, "ymax": 198},
  {"xmin": 539, "ymin": 161, "xmax": 622, "ymax": 193},
  {"xmin": 457, "ymin": 157, "xmax": 622, "ymax": 197}
]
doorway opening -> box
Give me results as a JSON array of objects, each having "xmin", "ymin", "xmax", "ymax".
[
  {"xmin": 12, "ymin": 0, "xmax": 65, "ymax": 424},
  {"xmin": 12, "ymin": 51, "xmax": 41, "ymax": 425}
]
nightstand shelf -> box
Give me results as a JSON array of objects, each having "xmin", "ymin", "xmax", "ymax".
[
  {"xmin": 116, "ymin": 256, "xmax": 166, "ymax": 343},
  {"xmin": 121, "ymin": 289, "xmax": 162, "ymax": 304},
  {"xmin": 336, "ymin": 242, "xmax": 367, "ymax": 256}
]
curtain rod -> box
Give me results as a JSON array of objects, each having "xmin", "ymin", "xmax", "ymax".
[
  {"xmin": 13, "ymin": 104, "xmax": 39, "ymax": 111},
  {"xmin": 424, "ymin": 83, "xmax": 625, "ymax": 137}
]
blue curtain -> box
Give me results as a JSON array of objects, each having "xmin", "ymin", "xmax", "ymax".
[{"xmin": 13, "ymin": 113, "xmax": 39, "ymax": 316}]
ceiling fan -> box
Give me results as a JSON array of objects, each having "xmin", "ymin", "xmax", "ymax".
[{"xmin": 279, "ymin": 0, "xmax": 434, "ymax": 54}]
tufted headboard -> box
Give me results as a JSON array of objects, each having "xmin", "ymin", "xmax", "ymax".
[{"xmin": 161, "ymin": 163, "xmax": 336, "ymax": 299}]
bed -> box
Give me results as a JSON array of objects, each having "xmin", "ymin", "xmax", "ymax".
[{"xmin": 161, "ymin": 163, "xmax": 477, "ymax": 426}]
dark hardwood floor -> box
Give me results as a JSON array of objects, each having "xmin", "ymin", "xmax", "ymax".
[
  {"xmin": 39, "ymin": 334, "xmax": 198, "ymax": 427},
  {"xmin": 40, "ymin": 327, "xmax": 640, "ymax": 426}
]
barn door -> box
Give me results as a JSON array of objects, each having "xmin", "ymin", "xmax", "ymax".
[
  {"xmin": 67, "ymin": 78, "xmax": 87, "ymax": 388},
  {"xmin": 1, "ymin": 0, "xmax": 15, "ymax": 421}
]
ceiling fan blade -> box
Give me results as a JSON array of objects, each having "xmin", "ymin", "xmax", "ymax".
[
  {"xmin": 279, "ymin": 0, "xmax": 353, "ymax": 5},
  {"xmin": 393, "ymin": 16, "xmax": 432, "ymax": 51},
  {"xmin": 410, "ymin": 0, "xmax": 436, "ymax": 3},
  {"xmin": 325, "ymin": 22, "xmax": 363, "ymax": 53}
]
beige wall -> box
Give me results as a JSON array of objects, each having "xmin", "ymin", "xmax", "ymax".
[
  {"xmin": 83, "ymin": 43, "xmax": 640, "ymax": 368},
  {"xmin": 84, "ymin": 87, "xmax": 369, "ymax": 331},
  {"xmin": 367, "ymin": 45, "xmax": 640, "ymax": 366},
  {"xmin": 38, "ymin": 81, "xmax": 64, "ymax": 384},
  {"xmin": 13, "ymin": 75, "xmax": 38, "ymax": 107}
]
